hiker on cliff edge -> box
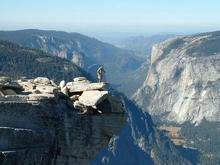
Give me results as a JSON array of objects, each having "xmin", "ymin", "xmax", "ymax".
[{"xmin": 97, "ymin": 65, "xmax": 105, "ymax": 83}]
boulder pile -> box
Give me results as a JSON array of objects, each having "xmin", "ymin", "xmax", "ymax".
[
  {"xmin": 17, "ymin": 77, "xmax": 58, "ymax": 101},
  {"xmin": 0, "ymin": 76, "xmax": 59, "ymax": 103},
  {"xmin": 0, "ymin": 76, "xmax": 124, "ymax": 114},
  {"xmin": 59, "ymin": 77, "xmax": 123, "ymax": 114},
  {"xmin": 0, "ymin": 77, "xmax": 23, "ymax": 96}
]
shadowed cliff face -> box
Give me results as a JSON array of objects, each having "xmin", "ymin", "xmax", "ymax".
[
  {"xmin": 92, "ymin": 98, "xmax": 193, "ymax": 165},
  {"xmin": 0, "ymin": 103, "xmax": 125, "ymax": 165}
]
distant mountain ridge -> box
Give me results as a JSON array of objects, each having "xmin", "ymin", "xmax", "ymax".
[
  {"xmin": 111, "ymin": 34, "xmax": 176, "ymax": 57},
  {"xmin": 0, "ymin": 29, "xmax": 146, "ymax": 96}
]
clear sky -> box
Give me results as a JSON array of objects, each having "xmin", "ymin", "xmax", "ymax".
[{"xmin": 1, "ymin": 0, "xmax": 220, "ymax": 36}]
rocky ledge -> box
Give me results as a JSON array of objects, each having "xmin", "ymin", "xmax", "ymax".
[
  {"xmin": 0, "ymin": 76, "xmax": 125, "ymax": 165},
  {"xmin": 59, "ymin": 76, "xmax": 123, "ymax": 114},
  {"xmin": 0, "ymin": 76, "xmax": 123, "ymax": 114}
]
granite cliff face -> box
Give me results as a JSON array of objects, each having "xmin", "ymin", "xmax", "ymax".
[{"xmin": 133, "ymin": 31, "xmax": 220, "ymax": 125}]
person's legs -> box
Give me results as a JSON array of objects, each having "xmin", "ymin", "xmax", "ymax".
[
  {"xmin": 97, "ymin": 74, "xmax": 101, "ymax": 82},
  {"xmin": 100, "ymin": 75, "xmax": 102, "ymax": 82}
]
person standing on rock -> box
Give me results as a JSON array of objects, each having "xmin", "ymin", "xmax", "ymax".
[{"xmin": 97, "ymin": 65, "xmax": 105, "ymax": 83}]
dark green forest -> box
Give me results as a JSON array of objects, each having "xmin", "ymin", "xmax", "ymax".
[
  {"xmin": 181, "ymin": 120, "xmax": 220, "ymax": 165},
  {"xmin": 0, "ymin": 40, "xmax": 89, "ymax": 81}
]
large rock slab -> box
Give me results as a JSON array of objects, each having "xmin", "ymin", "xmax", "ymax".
[
  {"xmin": 33, "ymin": 77, "xmax": 51, "ymax": 85},
  {"xmin": 28, "ymin": 94, "xmax": 55, "ymax": 101},
  {"xmin": 2, "ymin": 89, "xmax": 17, "ymax": 95},
  {"xmin": 59, "ymin": 80, "xmax": 66, "ymax": 88},
  {"xmin": 70, "ymin": 95, "xmax": 80, "ymax": 101},
  {"xmin": 4, "ymin": 82, "xmax": 23, "ymax": 90},
  {"xmin": 0, "ymin": 77, "xmax": 11, "ymax": 85},
  {"xmin": 73, "ymin": 100, "xmax": 87, "ymax": 112},
  {"xmin": 61, "ymin": 86, "xmax": 68, "ymax": 96},
  {"xmin": 17, "ymin": 80, "xmax": 36, "ymax": 92},
  {"xmin": 79, "ymin": 90, "xmax": 109, "ymax": 107},
  {"xmin": 18, "ymin": 78, "xmax": 58, "ymax": 95},
  {"xmin": 0, "ymin": 90, "xmax": 4, "ymax": 96},
  {"xmin": 0, "ymin": 95, "xmax": 28, "ymax": 102},
  {"xmin": 0, "ymin": 77, "xmax": 23, "ymax": 94},
  {"xmin": 68, "ymin": 82, "xmax": 107, "ymax": 93},
  {"xmin": 36, "ymin": 85, "xmax": 58, "ymax": 94},
  {"xmin": 66, "ymin": 81, "xmax": 90, "ymax": 87},
  {"xmin": 73, "ymin": 77, "xmax": 87, "ymax": 82}
]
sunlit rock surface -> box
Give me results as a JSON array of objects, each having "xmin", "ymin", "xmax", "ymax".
[
  {"xmin": 60, "ymin": 77, "xmax": 123, "ymax": 114},
  {"xmin": 133, "ymin": 31, "xmax": 220, "ymax": 125}
]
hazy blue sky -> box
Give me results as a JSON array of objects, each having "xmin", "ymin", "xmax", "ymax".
[{"xmin": 1, "ymin": 0, "xmax": 220, "ymax": 35}]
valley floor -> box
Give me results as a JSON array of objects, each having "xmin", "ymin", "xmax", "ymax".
[{"xmin": 159, "ymin": 121, "xmax": 220, "ymax": 165}]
